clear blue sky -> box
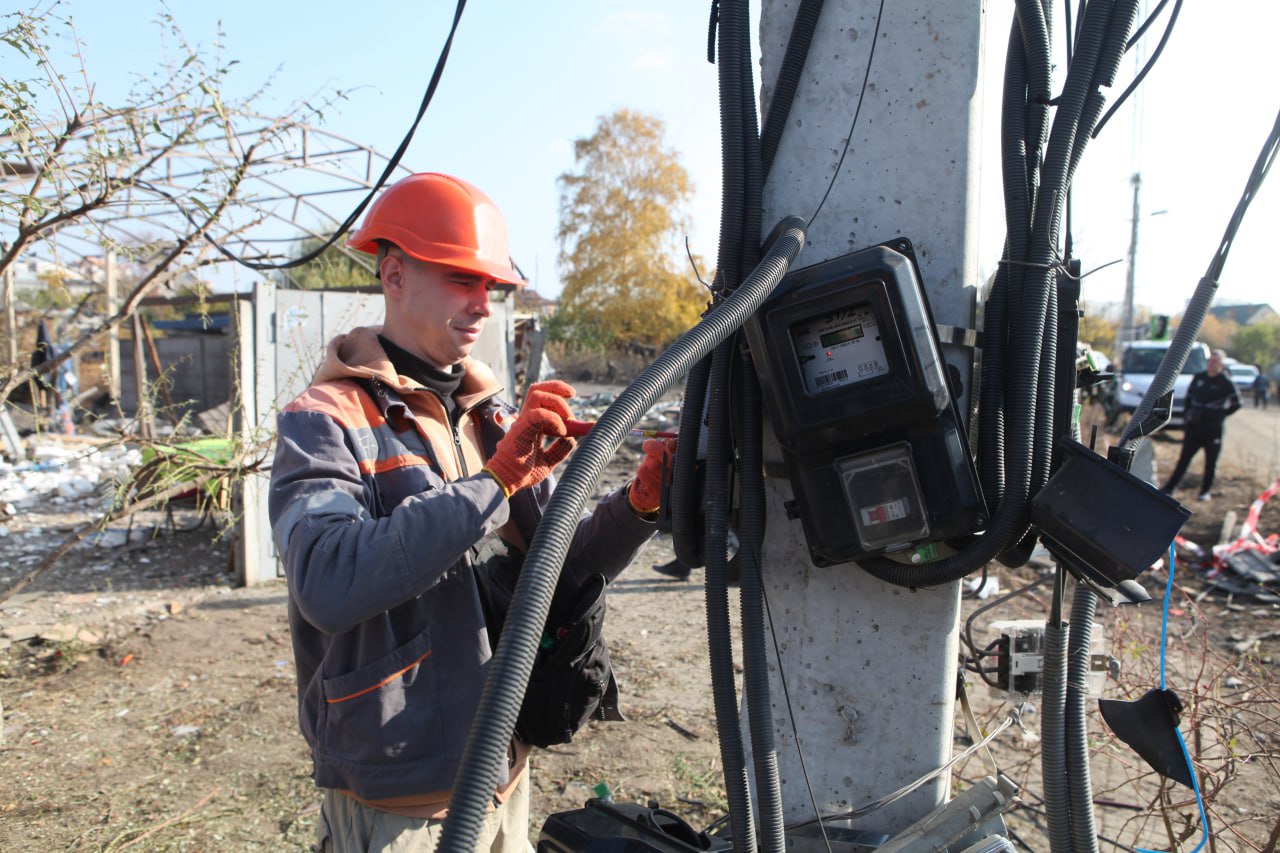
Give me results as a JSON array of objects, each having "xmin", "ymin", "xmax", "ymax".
[{"xmin": 9, "ymin": 1, "xmax": 1279, "ymax": 319}]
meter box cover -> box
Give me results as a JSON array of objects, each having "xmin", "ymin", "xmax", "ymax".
[{"xmin": 744, "ymin": 239, "xmax": 986, "ymax": 566}]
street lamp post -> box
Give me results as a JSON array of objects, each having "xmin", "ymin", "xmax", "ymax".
[{"xmin": 1120, "ymin": 173, "xmax": 1168, "ymax": 351}]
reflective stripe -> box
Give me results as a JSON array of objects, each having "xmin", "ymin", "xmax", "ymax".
[
  {"xmin": 273, "ymin": 490, "xmax": 368, "ymax": 554},
  {"xmin": 325, "ymin": 648, "xmax": 432, "ymax": 704},
  {"xmin": 359, "ymin": 453, "xmax": 435, "ymax": 475}
]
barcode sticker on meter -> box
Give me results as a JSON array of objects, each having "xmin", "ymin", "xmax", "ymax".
[
  {"xmin": 861, "ymin": 498, "xmax": 911, "ymax": 526},
  {"xmin": 815, "ymin": 369, "xmax": 849, "ymax": 388}
]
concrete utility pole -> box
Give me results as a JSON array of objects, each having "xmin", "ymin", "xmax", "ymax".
[
  {"xmin": 1120, "ymin": 172, "xmax": 1141, "ymax": 352},
  {"xmin": 757, "ymin": 1, "xmax": 990, "ymax": 834}
]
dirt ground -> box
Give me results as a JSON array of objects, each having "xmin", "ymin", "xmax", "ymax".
[{"xmin": 1, "ymin": 396, "xmax": 1277, "ymax": 851}]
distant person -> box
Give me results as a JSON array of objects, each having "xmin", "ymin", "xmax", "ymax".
[
  {"xmin": 268, "ymin": 172, "xmax": 674, "ymax": 853},
  {"xmin": 1161, "ymin": 349, "xmax": 1242, "ymax": 501},
  {"xmin": 1252, "ymin": 372, "xmax": 1270, "ymax": 410}
]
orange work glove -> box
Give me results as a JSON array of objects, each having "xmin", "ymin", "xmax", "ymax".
[
  {"xmin": 484, "ymin": 380, "xmax": 578, "ymax": 498},
  {"xmin": 628, "ymin": 438, "xmax": 676, "ymax": 516}
]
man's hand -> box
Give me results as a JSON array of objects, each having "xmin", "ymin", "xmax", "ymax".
[
  {"xmin": 484, "ymin": 380, "xmax": 578, "ymax": 498},
  {"xmin": 628, "ymin": 438, "xmax": 676, "ymax": 516}
]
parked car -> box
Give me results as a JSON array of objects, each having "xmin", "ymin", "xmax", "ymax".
[
  {"xmin": 1115, "ymin": 340, "xmax": 1210, "ymax": 429},
  {"xmin": 1226, "ymin": 361, "xmax": 1261, "ymax": 394}
]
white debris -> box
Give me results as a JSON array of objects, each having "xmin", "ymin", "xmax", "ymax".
[
  {"xmin": 0, "ymin": 440, "xmax": 139, "ymax": 511},
  {"xmin": 965, "ymin": 575, "xmax": 1002, "ymax": 599},
  {"xmin": 56, "ymin": 477, "xmax": 96, "ymax": 499},
  {"xmin": 83, "ymin": 527, "xmax": 155, "ymax": 549}
]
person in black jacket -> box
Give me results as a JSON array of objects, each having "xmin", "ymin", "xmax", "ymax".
[{"xmin": 1161, "ymin": 349, "xmax": 1242, "ymax": 501}]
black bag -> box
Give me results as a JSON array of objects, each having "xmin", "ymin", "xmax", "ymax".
[{"xmin": 473, "ymin": 541, "xmax": 623, "ymax": 748}]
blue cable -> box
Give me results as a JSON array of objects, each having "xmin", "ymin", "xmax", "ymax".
[{"xmin": 1136, "ymin": 543, "xmax": 1208, "ymax": 853}]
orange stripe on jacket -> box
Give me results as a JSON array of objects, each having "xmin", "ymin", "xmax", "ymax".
[
  {"xmin": 359, "ymin": 454, "xmax": 435, "ymax": 475},
  {"xmin": 325, "ymin": 648, "xmax": 432, "ymax": 704}
]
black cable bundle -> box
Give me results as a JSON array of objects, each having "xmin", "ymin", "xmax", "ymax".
[{"xmin": 854, "ymin": 0, "xmax": 1139, "ymax": 590}]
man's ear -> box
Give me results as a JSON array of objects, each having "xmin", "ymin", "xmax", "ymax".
[{"xmin": 380, "ymin": 253, "xmax": 405, "ymax": 298}]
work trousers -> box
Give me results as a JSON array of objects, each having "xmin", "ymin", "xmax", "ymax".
[
  {"xmin": 1162, "ymin": 424, "xmax": 1224, "ymax": 493},
  {"xmin": 314, "ymin": 769, "xmax": 533, "ymax": 853}
]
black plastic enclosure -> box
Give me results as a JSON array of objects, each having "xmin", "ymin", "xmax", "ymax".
[
  {"xmin": 1032, "ymin": 439, "xmax": 1191, "ymax": 588},
  {"xmin": 744, "ymin": 240, "xmax": 986, "ymax": 566}
]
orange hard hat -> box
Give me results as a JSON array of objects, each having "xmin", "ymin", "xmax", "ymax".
[{"xmin": 347, "ymin": 172, "xmax": 525, "ymax": 286}]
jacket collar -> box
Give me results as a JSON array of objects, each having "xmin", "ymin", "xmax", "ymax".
[{"xmin": 313, "ymin": 326, "xmax": 502, "ymax": 413}]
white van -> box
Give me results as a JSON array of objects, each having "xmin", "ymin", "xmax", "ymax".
[{"xmin": 1115, "ymin": 340, "xmax": 1211, "ymax": 428}]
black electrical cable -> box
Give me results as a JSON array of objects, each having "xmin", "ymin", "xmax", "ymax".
[
  {"xmin": 733, "ymin": 1, "xmax": 763, "ymax": 279},
  {"xmin": 1022, "ymin": 1, "xmax": 1071, "ymax": 563},
  {"xmin": 1069, "ymin": 0, "xmax": 1087, "ymax": 57},
  {"xmin": 686, "ymin": 6, "xmax": 827, "ymax": 853},
  {"xmin": 202, "ymin": 0, "xmax": 469, "ymax": 272},
  {"xmin": 704, "ymin": 339, "xmax": 756, "ymax": 853},
  {"xmin": 737, "ymin": 347, "xmax": 787, "ymax": 853},
  {"xmin": 1041, "ymin": 609, "xmax": 1072, "ymax": 853},
  {"xmin": 857, "ymin": 0, "xmax": 1139, "ymax": 589},
  {"xmin": 758, "ymin": 0, "xmax": 825, "ymax": 180},
  {"xmin": 706, "ymin": 0, "xmax": 720, "ymax": 64},
  {"xmin": 978, "ymin": 0, "xmax": 1049, "ymax": 558},
  {"xmin": 1008, "ymin": 0, "xmax": 1109, "ymax": 568},
  {"xmin": 1052, "ymin": 264, "xmax": 1083, "ymax": 470},
  {"xmin": 1074, "ymin": 0, "xmax": 1143, "ymax": 160},
  {"xmin": 698, "ymin": 4, "xmax": 780, "ymax": 851},
  {"xmin": 1065, "ymin": 587, "xmax": 1100, "ymax": 853},
  {"xmin": 670, "ymin": 355, "xmax": 710, "ymax": 568},
  {"xmin": 1126, "ymin": 0, "xmax": 1169, "ymax": 49},
  {"xmin": 671, "ymin": 0, "xmax": 757, "ymax": 573},
  {"xmin": 1091, "ymin": 0, "xmax": 1182, "ymax": 139},
  {"xmin": 735, "ymin": 71, "xmax": 784, "ymax": 853},
  {"xmin": 962, "ymin": 562, "xmax": 991, "ymax": 600},
  {"xmin": 716, "ymin": 0, "xmax": 747, "ymax": 293},
  {"xmin": 980, "ymin": 0, "xmax": 1051, "ymax": 555}
]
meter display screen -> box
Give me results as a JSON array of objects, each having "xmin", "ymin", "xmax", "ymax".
[{"xmin": 790, "ymin": 303, "xmax": 890, "ymax": 395}]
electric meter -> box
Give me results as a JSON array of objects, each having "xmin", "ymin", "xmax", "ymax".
[{"xmin": 744, "ymin": 239, "xmax": 986, "ymax": 567}]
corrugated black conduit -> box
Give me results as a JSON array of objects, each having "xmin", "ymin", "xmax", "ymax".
[
  {"xmin": 737, "ymin": 345, "xmax": 786, "ymax": 853},
  {"xmin": 436, "ymin": 218, "xmax": 807, "ymax": 853},
  {"xmin": 758, "ymin": 0, "xmax": 824, "ymax": 179},
  {"xmin": 705, "ymin": 338, "xmax": 756, "ymax": 853},
  {"xmin": 853, "ymin": 0, "xmax": 1131, "ymax": 591},
  {"xmin": 1065, "ymin": 587, "xmax": 1100, "ymax": 853}
]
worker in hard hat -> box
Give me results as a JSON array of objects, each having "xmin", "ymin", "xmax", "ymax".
[{"xmin": 268, "ymin": 172, "xmax": 673, "ymax": 852}]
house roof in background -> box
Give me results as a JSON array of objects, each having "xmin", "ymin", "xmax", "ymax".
[{"xmin": 1207, "ymin": 303, "xmax": 1277, "ymax": 326}]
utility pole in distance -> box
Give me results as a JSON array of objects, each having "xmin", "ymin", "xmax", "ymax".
[
  {"xmin": 1121, "ymin": 172, "xmax": 1142, "ymax": 351},
  {"xmin": 755, "ymin": 1, "xmax": 989, "ymax": 835}
]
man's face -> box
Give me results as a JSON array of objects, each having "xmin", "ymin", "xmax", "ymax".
[
  {"xmin": 381, "ymin": 251, "xmax": 495, "ymax": 367},
  {"xmin": 1207, "ymin": 353, "xmax": 1225, "ymax": 376}
]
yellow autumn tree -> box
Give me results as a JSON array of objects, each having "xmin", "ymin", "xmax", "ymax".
[
  {"xmin": 1197, "ymin": 313, "xmax": 1238, "ymax": 352},
  {"xmin": 553, "ymin": 109, "xmax": 709, "ymax": 349}
]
